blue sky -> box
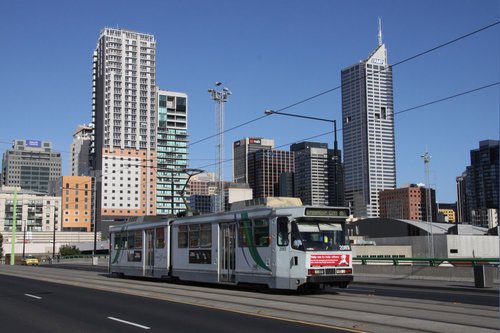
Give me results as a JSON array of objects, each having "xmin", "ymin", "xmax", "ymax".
[{"xmin": 0, "ymin": 0, "xmax": 498, "ymax": 203}]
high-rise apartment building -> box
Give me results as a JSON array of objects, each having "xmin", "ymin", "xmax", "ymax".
[
  {"xmin": 70, "ymin": 124, "xmax": 93, "ymax": 176},
  {"xmin": 247, "ymin": 149, "xmax": 294, "ymax": 198},
  {"xmin": 233, "ymin": 138, "xmax": 274, "ymax": 184},
  {"xmin": 91, "ymin": 28, "xmax": 157, "ymax": 230},
  {"xmin": 156, "ymin": 89, "xmax": 188, "ymax": 215},
  {"xmin": 2, "ymin": 140, "xmax": 61, "ymax": 193},
  {"xmin": 341, "ymin": 24, "xmax": 396, "ymax": 218},
  {"xmin": 457, "ymin": 140, "xmax": 499, "ymax": 228}
]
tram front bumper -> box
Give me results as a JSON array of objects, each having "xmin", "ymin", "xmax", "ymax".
[{"xmin": 306, "ymin": 274, "xmax": 354, "ymax": 284}]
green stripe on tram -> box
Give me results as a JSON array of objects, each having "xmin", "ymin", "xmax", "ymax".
[
  {"xmin": 241, "ymin": 212, "xmax": 271, "ymax": 272},
  {"xmin": 112, "ymin": 225, "xmax": 127, "ymax": 264}
]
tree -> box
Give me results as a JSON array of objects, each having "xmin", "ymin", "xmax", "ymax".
[
  {"xmin": 0, "ymin": 233, "xmax": 3, "ymax": 258},
  {"xmin": 59, "ymin": 245, "xmax": 81, "ymax": 257}
]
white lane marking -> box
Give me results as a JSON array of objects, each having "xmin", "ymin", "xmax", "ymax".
[
  {"xmin": 107, "ymin": 317, "xmax": 150, "ymax": 330},
  {"xmin": 25, "ymin": 294, "xmax": 42, "ymax": 299}
]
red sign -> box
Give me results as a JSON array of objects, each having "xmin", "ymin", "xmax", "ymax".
[{"xmin": 310, "ymin": 254, "xmax": 350, "ymax": 267}]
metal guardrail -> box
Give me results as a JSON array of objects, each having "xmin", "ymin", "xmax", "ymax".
[
  {"xmin": 60, "ymin": 254, "xmax": 108, "ymax": 260},
  {"xmin": 354, "ymin": 257, "xmax": 500, "ymax": 267}
]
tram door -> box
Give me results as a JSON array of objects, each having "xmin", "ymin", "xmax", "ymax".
[
  {"xmin": 219, "ymin": 223, "xmax": 236, "ymax": 283},
  {"xmin": 144, "ymin": 229, "xmax": 155, "ymax": 277}
]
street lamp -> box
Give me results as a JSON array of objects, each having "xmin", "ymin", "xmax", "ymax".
[
  {"xmin": 179, "ymin": 168, "xmax": 204, "ymax": 214},
  {"xmin": 264, "ymin": 109, "xmax": 343, "ymax": 206},
  {"xmin": 52, "ymin": 221, "xmax": 56, "ymax": 258},
  {"xmin": 22, "ymin": 223, "xmax": 26, "ymax": 258}
]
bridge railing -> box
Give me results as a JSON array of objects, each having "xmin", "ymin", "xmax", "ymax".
[
  {"xmin": 354, "ymin": 257, "xmax": 500, "ymax": 267},
  {"xmin": 60, "ymin": 254, "xmax": 108, "ymax": 260},
  {"xmin": 47, "ymin": 254, "xmax": 109, "ymax": 265}
]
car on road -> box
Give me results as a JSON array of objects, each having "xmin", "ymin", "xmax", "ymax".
[{"xmin": 21, "ymin": 255, "xmax": 39, "ymax": 266}]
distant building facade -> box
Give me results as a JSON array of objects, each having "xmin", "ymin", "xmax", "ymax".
[
  {"xmin": 226, "ymin": 184, "xmax": 253, "ymax": 209},
  {"xmin": 277, "ymin": 172, "xmax": 295, "ymax": 197},
  {"xmin": 70, "ymin": 125, "xmax": 93, "ymax": 176},
  {"xmin": 188, "ymin": 195, "xmax": 212, "ymax": 214},
  {"xmin": 437, "ymin": 203, "xmax": 457, "ymax": 223},
  {"xmin": 247, "ymin": 149, "xmax": 294, "ymax": 198},
  {"xmin": 188, "ymin": 173, "xmax": 247, "ymax": 213},
  {"xmin": 188, "ymin": 173, "xmax": 217, "ymax": 196},
  {"xmin": 2, "ymin": 140, "xmax": 61, "ymax": 194},
  {"xmin": 291, "ymin": 142, "xmax": 329, "ymax": 206},
  {"xmin": 232, "ymin": 137, "xmax": 274, "ymax": 184},
  {"xmin": 456, "ymin": 171, "xmax": 467, "ymax": 223},
  {"xmin": 50, "ymin": 176, "xmax": 93, "ymax": 232},
  {"xmin": 290, "ymin": 141, "xmax": 344, "ymax": 206},
  {"xmin": 0, "ymin": 186, "xmax": 61, "ymax": 232},
  {"xmin": 379, "ymin": 184, "xmax": 437, "ymax": 221},
  {"xmin": 457, "ymin": 140, "xmax": 499, "ymax": 228}
]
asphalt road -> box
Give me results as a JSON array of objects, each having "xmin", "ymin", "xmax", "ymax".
[
  {"xmin": 46, "ymin": 262, "xmax": 499, "ymax": 307},
  {"xmin": 0, "ymin": 265, "xmax": 498, "ymax": 332},
  {"xmin": 0, "ymin": 274, "xmax": 353, "ymax": 333}
]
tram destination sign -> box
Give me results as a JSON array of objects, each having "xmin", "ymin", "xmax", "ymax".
[{"xmin": 304, "ymin": 208, "xmax": 349, "ymax": 217}]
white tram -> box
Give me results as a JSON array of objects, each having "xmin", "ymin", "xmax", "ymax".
[{"xmin": 109, "ymin": 198, "xmax": 353, "ymax": 290}]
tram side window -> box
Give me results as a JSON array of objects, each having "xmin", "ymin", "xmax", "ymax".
[
  {"xmin": 238, "ymin": 219, "xmax": 269, "ymax": 247},
  {"xmin": 155, "ymin": 227, "xmax": 165, "ymax": 248},
  {"xmin": 277, "ymin": 217, "xmax": 289, "ymax": 246},
  {"xmin": 238, "ymin": 220, "xmax": 251, "ymax": 247},
  {"xmin": 200, "ymin": 223, "xmax": 212, "ymax": 248},
  {"xmin": 178, "ymin": 223, "xmax": 212, "ymax": 248},
  {"xmin": 254, "ymin": 219, "xmax": 269, "ymax": 247},
  {"xmin": 127, "ymin": 232, "xmax": 135, "ymax": 249},
  {"xmin": 114, "ymin": 232, "xmax": 127, "ymax": 249},
  {"xmin": 189, "ymin": 224, "xmax": 200, "ymax": 248},
  {"xmin": 178, "ymin": 225, "xmax": 188, "ymax": 248},
  {"xmin": 134, "ymin": 230, "xmax": 142, "ymax": 249}
]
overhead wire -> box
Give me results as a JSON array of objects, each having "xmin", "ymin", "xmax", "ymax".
[
  {"xmin": 187, "ymin": 21, "xmax": 499, "ymax": 148},
  {"xmin": 190, "ymin": 81, "xmax": 500, "ymax": 171}
]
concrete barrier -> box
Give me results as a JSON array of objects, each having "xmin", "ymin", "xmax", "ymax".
[{"xmin": 354, "ymin": 264, "xmax": 499, "ymax": 283}]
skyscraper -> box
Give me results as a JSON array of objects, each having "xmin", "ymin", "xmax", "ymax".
[
  {"xmin": 156, "ymin": 89, "xmax": 188, "ymax": 215},
  {"xmin": 341, "ymin": 22, "xmax": 396, "ymax": 218},
  {"xmin": 91, "ymin": 28, "xmax": 157, "ymax": 230},
  {"xmin": 457, "ymin": 140, "xmax": 499, "ymax": 228},
  {"xmin": 2, "ymin": 139, "xmax": 61, "ymax": 193},
  {"xmin": 232, "ymin": 137, "xmax": 274, "ymax": 184}
]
